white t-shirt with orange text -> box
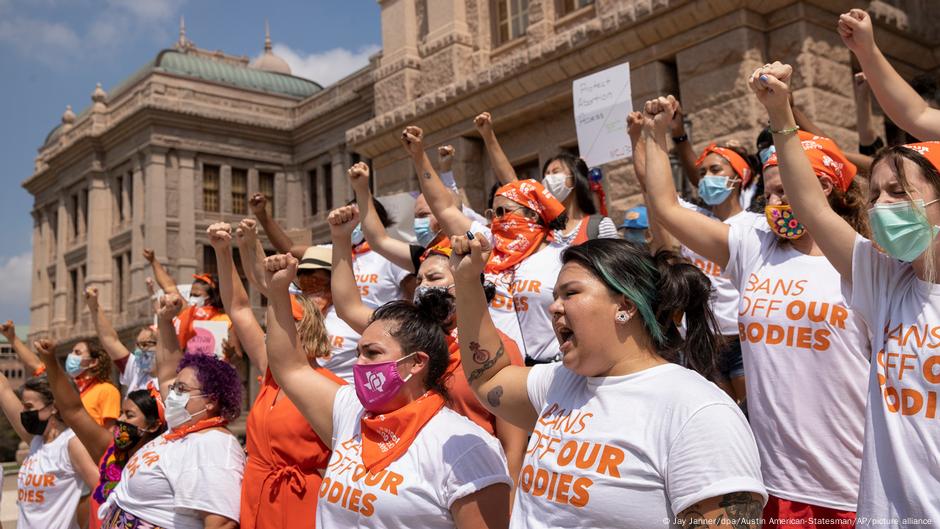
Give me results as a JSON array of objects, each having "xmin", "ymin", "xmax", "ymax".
[
  {"xmin": 514, "ymin": 362, "xmax": 766, "ymax": 528},
  {"xmin": 17, "ymin": 429, "xmax": 82, "ymax": 529},
  {"xmin": 318, "ymin": 386, "xmax": 512, "ymax": 529},
  {"xmin": 725, "ymin": 224, "xmax": 869, "ymax": 510},
  {"xmin": 848, "ymin": 235, "xmax": 940, "ymax": 527},
  {"xmin": 323, "ymin": 305, "xmax": 361, "ymax": 383},
  {"xmin": 99, "ymin": 429, "xmax": 245, "ymax": 528},
  {"xmin": 353, "ymin": 249, "xmax": 411, "ymax": 308}
]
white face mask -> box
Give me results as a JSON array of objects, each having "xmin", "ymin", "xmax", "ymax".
[
  {"xmin": 164, "ymin": 389, "xmax": 207, "ymax": 430},
  {"xmin": 189, "ymin": 295, "xmax": 207, "ymax": 308},
  {"xmin": 543, "ymin": 172, "xmax": 572, "ymax": 202}
]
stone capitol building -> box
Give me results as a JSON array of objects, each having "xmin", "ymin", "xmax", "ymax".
[{"xmin": 21, "ymin": 0, "xmax": 939, "ymax": 402}]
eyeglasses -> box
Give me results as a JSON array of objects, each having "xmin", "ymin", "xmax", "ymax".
[
  {"xmin": 168, "ymin": 382, "xmax": 204, "ymax": 395},
  {"xmin": 135, "ymin": 341, "xmax": 157, "ymax": 349},
  {"xmin": 483, "ymin": 205, "xmax": 533, "ymax": 221}
]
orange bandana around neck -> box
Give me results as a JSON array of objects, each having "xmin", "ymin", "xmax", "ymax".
[
  {"xmin": 486, "ymin": 213, "xmax": 547, "ymax": 273},
  {"xmin": 360, "ymin": 391, "xmax": 445, "ymax": 473}
]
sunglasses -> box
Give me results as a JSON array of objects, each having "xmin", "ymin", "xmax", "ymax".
[{"xmin": 483, "ymin": 205, "xmax": 534, "ymax": 221}]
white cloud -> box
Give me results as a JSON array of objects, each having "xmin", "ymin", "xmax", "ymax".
[
  {"xmin": 105, "ymin": 0, "xmax": 184, "ymax": 22},
  {"xmin": 0, "ymin": 253, "xmax": 32, "ymax": 324},
  {"xmin": 0, "ymin": 17, "xmax": 81, "ymax": 65},
  {"xmin": 270, "ymin": 43, "xmax": 380, "ymax": 86}
]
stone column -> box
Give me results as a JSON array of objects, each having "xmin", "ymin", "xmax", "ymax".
[
  {"xmin": 84, "ymin": 169, "xmax": 112, "ymax": 310},
  {"xmin": 676, "ymin": 27, "xmax": 768, "ymax": 153},
  {"xmin": 375, "ymin": 0, "xmax": 422, "ymax": 115},
  {"xmin": 284, "ymin": 166, "xmax": 303, "ymax": 228},
  {"xmin": 29, "ymin": 211, "xmax": 47, "ymax": 332},
  {"xmin": 143, "ymin": 148, "xmax": 168, "ymax": 262},
  {"xmin": 53, "ymin": 194, "xmax": 68, "ymax": 326},
  {"xmin": 177, "ymin": 151, "xmax": 197, "ymax": 279},
  {"xmin": 330, "ymin": 148, "xmax": 347, "ymax": 207},
  {"xmin": 221, "ymin": 164, "xmax": 233, "ymax": 215},
  {"xmin": 129, "ymin": 154, "xmax": 147, "ymax": 302},
  {"xmin": 767, "ymin": 16, "xmax": 857, "ymax": 149}
]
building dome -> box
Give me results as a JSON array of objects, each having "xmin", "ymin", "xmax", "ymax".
[{"xmin": 250, "ymin": 21, "xmax": 292, "ymax": 75}]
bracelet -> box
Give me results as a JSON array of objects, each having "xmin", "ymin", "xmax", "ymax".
[
  {"xmin": 770, "ymin": 125, "xmax": 800, "ymax": 135},
  {"xmin": 672, "ymin": 134, "xmax": 688, "ymax": 144}
]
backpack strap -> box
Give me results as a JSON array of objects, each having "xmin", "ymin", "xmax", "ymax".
[{"xmin": 586, "ymin": 214, "xmax": 603, "ymax": 240}]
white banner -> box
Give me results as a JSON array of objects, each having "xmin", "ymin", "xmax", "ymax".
[{"xmin": 573, "ymin": 62, "xmax": 633, "ymax": 167}]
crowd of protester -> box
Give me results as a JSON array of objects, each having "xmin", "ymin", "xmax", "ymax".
[{"xmin": 1, "ymin": 8, "xmax": 939, "ymax": 528}]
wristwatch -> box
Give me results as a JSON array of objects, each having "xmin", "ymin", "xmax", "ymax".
[{"xmin": 672, "ymin": 134, "xmax": 688, "ymax": 144}]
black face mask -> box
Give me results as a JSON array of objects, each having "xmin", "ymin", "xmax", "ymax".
[
  {"xmin": 113, "ymin": 420, "xmax": 144, "ymax": 450},
  {"xmin": 20, "ymin": 408, "xmax": 50, "ymax": 436}
]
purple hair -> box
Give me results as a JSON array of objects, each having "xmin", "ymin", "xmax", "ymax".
[{"xmin": 177, "ymin": 354, "xmax": 242, "ymax": 422}]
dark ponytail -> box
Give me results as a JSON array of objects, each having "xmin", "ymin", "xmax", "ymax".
[
  {"xmin": 127, "ymin": 389, "xmax": 168, "ymax": 438},
  {"xmin": 561, "ymin": 239, "xmax": 722, "ymax": 381},
  {"xmin": 370, "ymin": 300, "xmax": 451, "ymax": 401},
  {"xmin": 651, "ymin": 252, "xmax": 722, "ymax": 382}
]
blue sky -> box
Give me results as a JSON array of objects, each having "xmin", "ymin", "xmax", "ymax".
[{"xmin": 0, "ymin": 0, "xmax": 381, "ymax": 323}]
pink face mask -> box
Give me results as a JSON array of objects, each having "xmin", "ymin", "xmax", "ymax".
[{"xmin": 353, "ymin": 352, "xmax": 417, "ymax": 412}]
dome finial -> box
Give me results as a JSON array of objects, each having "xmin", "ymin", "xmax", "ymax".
[
  {"xmin": 61, "ymin": 105, "xmax": 76, "ymax": 126},
  {"xmin": 264, "ymin": 19, "xmax": 272, "ymax": 53}
]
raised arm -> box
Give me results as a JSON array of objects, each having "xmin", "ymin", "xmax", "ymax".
[
  {"xmin": 749, "ymin": 63, "xmax": 857, "ymax": 277},
  {"xmin": 83, "ymin": 288, "xmax": 131, "ymax": 368},
  {"xmin": 264, "ymin": 253, "xmax": 340, "ymax": 442},
  {"xmin": 0, "ymin": 368, "xmax": 30, "ymax": 443},
  {"xmin": 840, "ymin": 8, "xmax": 940, "ymax": 141},
  {"xmin": 328, "ymin": 206, "xmax": 375, "ymax": 334},
  {"xmin": 450, "ymin": 233, "xmax": 537, "ymax": 430},
  {"xmin": 401, "ymin": 126, "xmax": 473, "ymax": 236},
  {"xmin": 474, "ymin": 112, "xmax": 518, "ymax": 186},
  {"xmin": 155, "ymin": 294, "xmax": 185, "ymax": 395},
  {"xmin": 209, "ymin": 222, "xmax": 267, "ymax": 375},
  {"xmin": 638, "ymin": 97, "xmax": 732, "ymax": 266},
  {"xmin": 234, "ymin": 218, "xmax": 270, "ymax": 298},
  {"xmin": 143, "ymin": 248, "xmax": 178, "ymax": 295},
  {"xmin": 628, "ymin": 111, "xmax": 679, "ymax": 253},
  {"xmin": 0, "ymin": 320, "xmax": 42, "ymax": 374},
  {"xmin": 854, "ymin": 72, "xmax": 881, "ymax": 148},
  {"xmin": 250, "ymin": 193, "xmax": 307, "ymax": 259},
  {"xmin": 347, "ymin": 162, "xmax": 415, "ymax": 272},
  {"xmin": 34, "ymin": 339, "xmax": 112, "ymax": 461},
  {"xmin": 670, "ymin": 102, "xmax": 701, "ymax": 187}
]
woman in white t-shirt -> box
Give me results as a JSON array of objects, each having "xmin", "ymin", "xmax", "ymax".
[
  {"xmin": 0, "ymin": 370, "xmax": 98, "ymax": 529},
  {"xmin": 263, "ymin": 252, "xmax": 512, "ymax": 529},
  {"xmin": 99, "ymin": 321, "xmax": 245, "ymax": 529},
  {"xmin": 640, "ymin": 94, "xmax": 870, "ymax": 527},
  {"xmin": 403, "ymin": 125, "xmax": 607, "ymax": 364},
  {"xmin": 449, "ymin": 233, "xmax": 766, "ymax": 528},
  {"xmin": 83, "ymin": 286, "xmax": 158, "ymax": 394},
  {"xmin": 750, "ymin": 61, "xmax": 940, "ymax": 528}
]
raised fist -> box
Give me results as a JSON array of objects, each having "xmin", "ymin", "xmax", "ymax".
[
  {"xmin": 83, "ymin": 287, "xmax": 100, "ymax": 312},
  {"xmin": 327, "ymin": 205, "xmax": 361, "ymax": 239},
  {"xmin": 0, "ymin": 321, "xmax": 15, "ymax": 341},
  {"xmin": 748, "ymin": 61, "xmax": 793, "ymax": 111},
  {"xmin": 143, "ymin": 248, "xmax": 155, "ymax": 263},
  {"xmin": 838, "ymin": 9, "xmax": 875, "ymax": 58},
  {"xmin": 347, "ymin": 162, "xmax": 370, "ymax": 191},
  {"xmin": 400, "ymin": 126, "xmax": 425, "ymax": 158},
  {"xmin": 207, "ymin": 223, "xmax": 232, "ymax": 250},
  {"xmin": 264, "ymin": 254, "xmax": 299, "ymax": 292},
  {"xmin": 34, "ymin": 339, "xmax": 56, "ymax": 360},
  {"xmin": 473, "ymin": 112, "xmax": 494, "ymax": 136},
  {"xmin": 157, "ymin": 293, "xmax": 184, "ymax": 321},
  {"xmin": 449, "ymin": 232, "xmax": 492, "ymax": 280},
  {"xmin": 642, "ymin": 95, "xmax": 680, "ymax": 138},
  {"xmin": 249, "ymin": 193, "xmax": 268, "ymax": 216}
]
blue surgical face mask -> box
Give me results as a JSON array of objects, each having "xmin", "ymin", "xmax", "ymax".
[
  {"xmin": 351, "ymin": 224, "xmax": 365, "ymax": 246},
  {"xmin": 413, "ymin": 217, "xmax": 437, "ymax": 247},
  {"xmin": 869, "ymin": 199, "xmax": 940, "ymax": 262},
  {"xmin": 698, "ymin": 176, "xmax": 736, "ymax": 206},
  {"xmin": 65, "ymin": 353, "xmax": 85, "ymax": 377},
  {"xmin": 759, "ymin": 145, "xmax": 776, "ymax": 165}
]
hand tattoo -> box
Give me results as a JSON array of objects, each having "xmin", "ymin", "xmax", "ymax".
[{"xmin": 467, "ymin": 341, "xmax": 504, "ymax": 384}]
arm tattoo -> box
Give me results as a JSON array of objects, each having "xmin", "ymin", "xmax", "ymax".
[
  {"xmin": 677, "ymin": 493, "xmax": 762, "ymax": 529},
  {"xmin": 466, "ymin": 341, "xmax": 505, "ymax": 384},
  {"xmin": 423, "ymin": 171, "xmax": 432, "ymax": 180},
  {"xmin": 486, "ymin": 386, "xmax": 503, "ymax": 407}
]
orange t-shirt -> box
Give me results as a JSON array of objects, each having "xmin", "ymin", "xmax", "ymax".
[
  {"xmin": 80, "ymin": 381, "xmax": 121, "ymax": 426},
  {"xmin": 446, "ymin": 330, "xmax": 524, "ymax": 436},
  {"xmin": 240, "ymin": 367, "xmax": 347, "ymax": 529}
]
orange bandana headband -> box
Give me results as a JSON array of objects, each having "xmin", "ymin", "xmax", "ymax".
[
  {"xmin": 192, "ymin": 274, "xmax": 215, "ymax": 289},
  {"xmin": 763, "ymin": 131, "xmax": 857, "ymax": 192},
  {"xmin": 495, "ymin": 179, "xmax": 565, "ymax": 224},
  {"xmin": 146, "ymin": 381, "xmax": 166, "ymax": 427},
  {"xmin": 696, "ymin": 144, "xmax": 753, "ymax": 187},
  {"xmin": 420, "ymin": 240, "xmax": 453, "ymax": 263},
  {"xmin": 902, "ymin": 142, "xmax": 940, "ymax": 172}
]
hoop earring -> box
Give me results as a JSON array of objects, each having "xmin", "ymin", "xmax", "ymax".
[{"xmin": 615, "ymin": 311, "xmax": 629, "ymax": 324}]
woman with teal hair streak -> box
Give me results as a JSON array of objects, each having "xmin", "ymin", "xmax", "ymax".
[{"xmin": 449, "ymin": 234, "xmax": 767, "ymax": 529}]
